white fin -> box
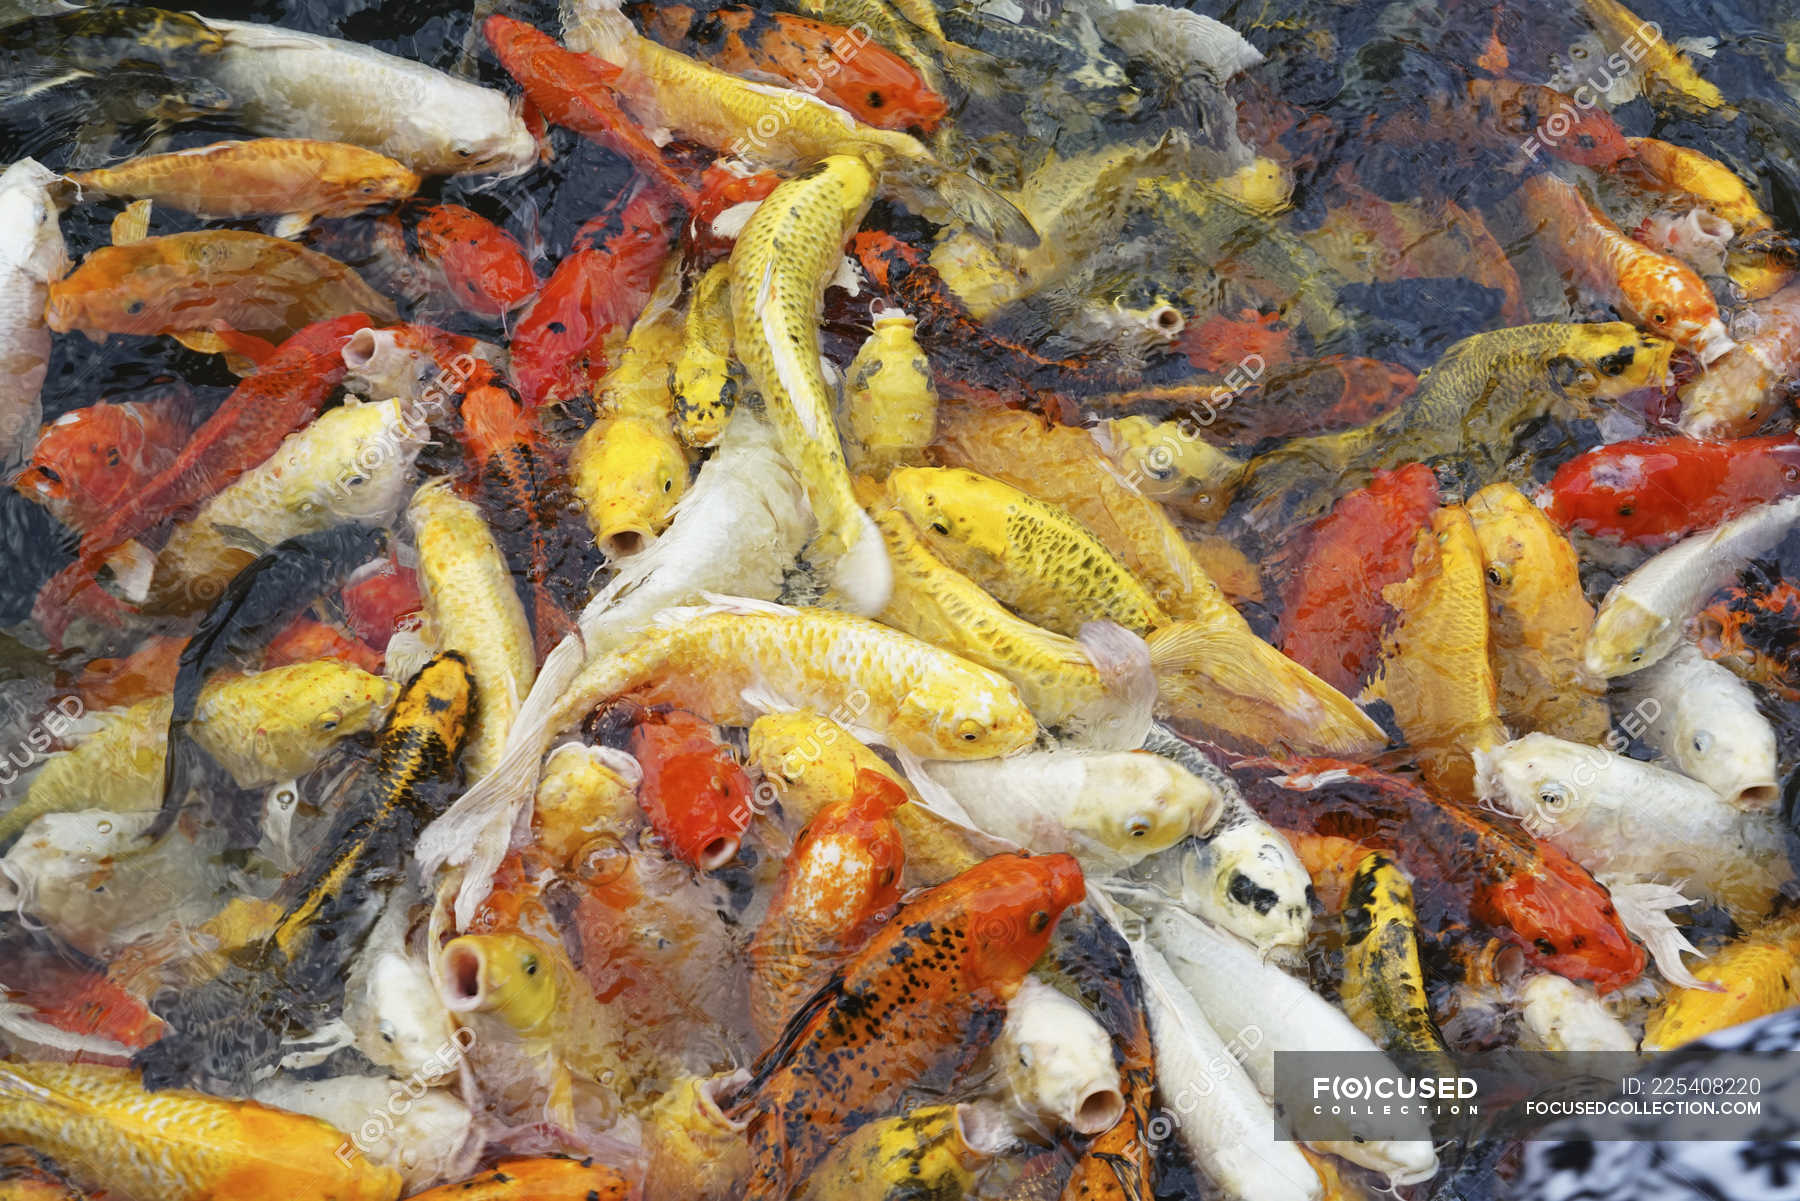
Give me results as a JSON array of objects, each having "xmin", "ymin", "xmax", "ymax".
[
  {"xmin": 830, "ymin": 508, "xmax": 894, "ymax": 617},
  {"xmin": 893, "ymin": 747, "xmax": 985, "ymax": 831},
  {"xmin": 710, "ymin": 199, "xmax": 761, "ymax": 242},
  {"xmin": 1073, "ymin": 621, "xmax": 1156, "ymax": 749},
  {"xmin": 1603, "ymin": 877, "xmax": 1717, "ymax": 992},
  {"xmin": 271, "ymin": 212, "xmax": 313, "ymax": 240},
  {"xmin": 384, "ymin": 623, "xmax": 435, "ymax": 683},
  {"xmin": 829, "ymin": 254, "xmax": 864, "ymax": 297},
  {"xmin": 0, "ymin": 989, "xmax": 133, "ymax": 1059},
  {"xmin": 103, "ymin": 540, "xmax": 156, "ymax": 604}
]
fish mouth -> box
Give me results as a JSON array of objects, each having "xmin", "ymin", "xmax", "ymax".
[
  {"xmin": 695, "ymin": 833, "xmax": 741, "ymax": 871},
  {"xmin": 600, "ymin": 525, "xmax": 655, "ymax": 559},
  {"xmin": 440, "ymin": 939, "xmax": 491, "ymax": 1012},
  {"xmin": 695, "ymin": 1069, "xmax": 753, "ymax": 1133},
  {"xmin": 1732, "ymin": 781, "xmax": 1780, "ymax": 811},
  {"xmin": 1688, "ymin": 318, "xmax": 1736, "ymax": 366},
  {"xmin": 1069, "ymin": 1085, "xmax": 1127, "ymax": 1135}
]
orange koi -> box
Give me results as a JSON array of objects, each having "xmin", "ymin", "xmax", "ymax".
[
  {"xmin": 734, "ymin": 852, "xmax": 1085, "ymax": 1201},
  {"xmin": 625, "ymin": 706, "xmax": 755, "ymax": 871},
  {"xmin": 1518, "ymin": 172, "xmax": 1732, "ymax": 362},
  {"xmin": 14, "ymin": 398, "xmax": 189, "ymax": 536},
  {"xmin": 686, "ymin": 163, "xmax": 783, "ymax": 264},
  {"xmin": 747, "ymin": 768, "xmax": 907, "ymax": 1047},
  {"xmin": 414, "ymin": 203, "xmax": 540, "ymax": 321},
  {"xmin": 1695, "ymin": 580, "xmax": 1800, "ymax": 702},
  {"xmin": 263, "ymin": 616, "xmax": 384, "ymax": 675},
  {"xmin": 401, "ymin": 1157, "xmax": 628, "ymax": 1201}
]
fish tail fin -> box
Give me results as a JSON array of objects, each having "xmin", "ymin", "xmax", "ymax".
[
  {"xmin": 1148, "ymin": 621, "xmax": 1386, "ymax": 757},
  {"xmin": 1603, "ymin": 878, "xmax": 1716, "ymax": 993},
  {"xmin": 826, "ymin": 508, "xmax": 894, "ymax": 617},
  {"xmin": 562, "ymin": 0, "xmax": 635, "ymax": 64},
  {"xmin": 1073, "ymin": 621, "xmax": 1157, "ymax": 750},
  {"xmin": 144, "ymin": 732, "xmax": 204, "ymax": 843},
  {"xmin": 886, "ymin": 164, "xmax": 1039, "ymax": 248}
]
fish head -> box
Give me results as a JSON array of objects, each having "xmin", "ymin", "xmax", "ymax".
[
  {"xmin": 1585, "ymin": 595, "xmax": 1670, "ymax": 677},
  {"xmin": 318, "ymin": 157, "xmax": 423, "ymax": 215},
  {"xmin": 633, "ymin": 710, "xmax": 752, "ymax": 870},
  {"xmin": 439, "ymin": 932, "xmax": 559, "ymax": 1036},
  {"xmin": 1074, "ymin": 755, "xmax": 1219, "ymax": 857},
  {"xmin": 884, "ymin": 466, "xmax": 1011, "ymax": 561},
  {"xmin": 1470, "ymin": 734, "xmax": 1612, "ymax": 838},
  {"xmin": 286, "ymin": 662, "xmax": 401, "ymax": 754},
  {"xmin": 745, "ymin": 712, "xmax": 858, "ymax": 806},
  {"xmin": 1548, "ymin": 324, "xmax": 1672, "ymax": 402},
  {"xmin": 1180, "ymin": 825, "xmax": 1312, "ymax": 963},
  {"xmin": 786, "ymin": 791, "xmax": 907, "ymax": 930},
  {"xmin": 1621, "ymin": 261, "xmax": 1732, "ymax": 364},
  {"xmin": 896, "ymin": 677, "xmax": 1037, "ymax": 759},
  {"xmin": 956, "ymin": 852, "xmax": 1085, "ymax": 994},
  {"xmin": 389, "ymin": 652, "xmax": 477, "ymax": 755},
  {"xmin": 1483, "ymin": 844, "xmax": 1645, "ymax": 994},
  {"xmin": 578, "ymin": 415, "xmax": 688, "ymax": 558},
  {"xmin": 433, "ymin": 96, "xmax": 539, "ymax": 179},
  {"xmin": 672, "ymin": 353, "xmax": 736, "ymax": 449},
  {"xmin": 43, "ymin": 243, "xmax": 179, "ymax": 336}
]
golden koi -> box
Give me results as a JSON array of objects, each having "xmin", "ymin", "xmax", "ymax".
[
  {"xmin": 671, "ymin": 261, "xmax": 737, "ymax": 449},
  {"xmin": 843, "ymin": 308, "xmax": 937, "ymax": 474}
]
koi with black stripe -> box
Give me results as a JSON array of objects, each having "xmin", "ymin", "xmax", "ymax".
[
  {"xmin": 132, "ymin": 653, "xmax": 475, "ymax": 1094},
  {"xmin": 1340, "ymin": 852, "xmax": 1456, "ymax": 1077}
]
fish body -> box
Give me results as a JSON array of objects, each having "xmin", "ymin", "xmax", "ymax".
[
  {"xmin": 0, "ymin": 158, "xmax": 65, "ymax": 472},
  {"xmin": 1340, "ymin": 853, "xmax": 1455, "ymax": 1073},
  {"xmin": 916, "ymin": 749, "xmax": 1221, "ymax": 874},
  {"xmin": 671, "ymin": 260, "xmax": 736, "ymax": 448},
  {"xmin": 1279, "ymin": 463, "xmax": 1439, "ymax": 695},
  {"xmin": 628, "ymin": 707, "xmax": 755, "ymax": 870},
  {"xmin": 1616, "ymin": 137, "xmax": 1772, "ymax": 235},
  {"xmin": 202, "ymin": 18, "xmax": 534, "ymax": 176},
  {"xmin": 748, "ymin": 767, "xmax": 907, "ymax": 1046},
  {"xmin": 1362, "ymin": 505, "xmax": 1506, "ymax": 798},
  {"xmin": 510, "ymin": 185, "xmax": 676, "ymax": 408},
  {"xmin": 1094, "ymin": 415, "xmax": 1244, "ymax": 522},
  {"xmin": 861, "ymin": 482, "xmax": 1151, "ymax": 748},
  {"xmin": 643, "ymin": 1072, "xmax": 752, "ymax": 1201},
  {"xmin": 13, "ymin": 398, "xmax": 186, "ymax": 536},
  {"xmin": 402, "ymin": 1157, "xmax": 627, "ymax": 1201},
  {"xmin": 66, "ymin": 139, "xmax": 419, "ymax": 228},
  {"xmin": 1585, "ymin": 494, "xmax": 1800, "ymax": 676},
  {"xmin": 1474, "ymin": 731, "xmax": 1791, "ymax": 919},
  {"xmin": 0, "ymin": 1061, "xmax": 401, "ymax": 1201},
  {"xmin": 1516, "ymin": 173, "xmax": 1731, "ymax": 363},
  {"xmin": 146, "ymin": 396, "xmax": 423, "ymax": 615},
  {"xmin": 408, "ymin": 479, "xmax": 536, "ymax": 780},
  {"xmin": 1466, "ymin": 482, "xmax": 1608, "ymax": 743},
  {"xmin": 1518, "ymin": 975, "xmax": 1637, "ymax": 1052},
  {"xmin": 844, "ymin": 310, "xmax": 937, "ymax": 473},
  {"xmin": 133, "ymin": 654, "xmax": 475, "ymax": 1093},
  {"xmin": 0, "ymin": 8, "xmax": 224, "ymax": 78},
  {"xmin": 1643, "ymin": 917, "xmax": 1800, "ymax": 1051},
  {"xmin": 45, "ymin": 230, "xmax": 396, "ymax": 344},
  {"xmin": 482, "ymin": 15, "xmax": 694, "ymax": 205},
  {"xmin": 1619, "ymin": 644, "xmax": 1778, "ymax": 809},
  {"xmin": 1242, "ymin": 323, "xmax": 1671, "ymax": 525},
  {"xmin": 796, "ymin": 1105, "xmax": 993, "ymax": 1201},
  {"xmin": 1248, "ymin": 761, "xmax": 1644, "ymax": 992},
  {"xmin": 1545, "ymin": 435, "xmax": 1800, "ymax": 547},
  {"xmin": 1462, "ymin": 78, "xmax": 1631, "ymax": 168},
  {"xmin": 1677, "ymin": 280, "xmax": 1800, "ymax": 438},
  {"xmin": 729, "ymin": 154, "xmax": 888, "ymax": 615},
  {"xmin": 737, "ymin": 852, "xmax": 1084, "ymax": 1200},
  {"xmin": 1696, "ymin": 580, "xmax": 1800, "ymax": 701},
  {"xmin": 1581, "ymin": 0, "xmax": 1725, "ymax": 110},
  {"xmin": 414, "ymin": 204, "xmax": 539, "ymax": 321}
]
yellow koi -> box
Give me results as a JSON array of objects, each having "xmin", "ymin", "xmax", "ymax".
[
  {"xmin": 1340, "ymin": 853, "xmax": 1455, "ymax": 1073},
  {"xmin": 843, "ymin": 308, "xmax": 937, "ymax": 474},
  {"xmin": 1643, "ymin": 916, "xmax": 1800, "ymax": 1051},
  {"xmin": 671, "ymin": 261, "xmax": 736, "ymax": 449}
]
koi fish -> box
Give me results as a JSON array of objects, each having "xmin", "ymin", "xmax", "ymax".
[
  {"xmin": 0, "ymin": 1061, "xmax": 402, "ymax": 1201},
  {"xmin": 1246, "ymin": 761, "xmax": 1645, "ymax": 992},
  {"xmin": 13, "ymin": 398, "xmax": 188, "ymax": 537},
  {"xmin": 1339, "ymin": 853, "xmax": 1455, "ymax": 1074},
  {"xmin": 844, "ymin": 308, "xmax": 937, "ymax": 473},
  {"xmin": 1642, "ymin": 916, "xmax": 1800, "ymax": 1052},
  {"xmin": 748, "ymin": 768, "xmax": 907, "ymax": 1046},
  {"xmin": 1517, "ymin": 173, "xmax": 1731, "ymax": 363},
  {"xmin": 34, "ymin": 312, "xmax": 374, "ymax": 647},
  {"xmin": 1544, "ymin": 435, "xmax": 1800, "ymax": 547},
  {"xmin": 1464, "ymin": 78, "xmax": 1631, "ymax": 168},
  {"xmin": 1695, "ymin": 580, "xmax": 1800, "ymax": 702},
  {"xmin": 414, "ymin": 203, "xmax": 540, "ymax": 321},
  {"xmin": 1619, "ymin": 645, "xmax": 1779, "ymax": 810},
  {"xmin": 45, "ymin": 230, "xmax": 397, "ymax": 345},
  {"xmin": 686, "ymin": 163, "xmax": 784, "ymax": 264},
  {"xmin": 1677, "ymin": 280, "xmax": 1800, "ymax": 438},
  {"xmin": 797, "ymin": 1106, "xmax": 999, "ymax": 1201},
  {"xmin": 402, "ymin": 1158, "xmax": 628, "ymax": 1201},
  {"xmin": 0, "ymin": 159, "xmax": 66, "ymax": 474},
  {"xmin": 628, "ymin": 706, "xmax": 756, "ymax": 871},
  {"xmin": 66, "ymin": 139, "xmax": 420, "ymax": 235},
  {"xmin": 482, "ymin": 15, "xmax": 696, "ymax": 206},
  {"xmin": 341, "ymin": 558, "xmax": 422, "ymax": 652},
  {"xmin": 734, "ymin": 851, "xmax": 1084, "ymax": 1200},
  {"xmin": 643, "ymin": 1072, "xmax": 753, "ymax": 1201},
  {"xmin": 1278, "ymin": 463, "xmax": 1439, "ymax": 696}
]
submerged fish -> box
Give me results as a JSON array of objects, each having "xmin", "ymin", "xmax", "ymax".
[
  {"xmin": 1695, "ymin": 579, "xmax": 1800, "ymax": 701},
  {"xmin": 1642, "ymin": 915, "xmax": 1800, "ymax": 1051},
  {"xmin": 403, "ymin": 1158, "xmax": 627, "ymax": 1201},
  {"xmin": 671, "ymin": 260, "xmax": 736, "ymax": 449},
  {"xmin": 0, "ymin": 158, "xmax": 65, "ymax": 473},
  {"xmin": 1677, "ymin": 280, "xmax": 1800, "ymax": 438},
  {"xmin": 844, "ymin": 309, "xmax": 937, "ymax": 474},
  {"xmin": 13, "ymin": 397, "xmax": 186, "ymax": 537},
  {"xmin": 414, "ymin": 203, "xmax": 539, "ymax": 321}
]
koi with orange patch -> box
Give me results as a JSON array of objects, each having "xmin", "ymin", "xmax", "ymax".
[
  {"xmin": 14, "ymin": 398, "xmax": 188, "ymax": 537},
  {"xmin": 1278, "ymin": 463, "xmax": 1440, "ymax": 696},
  {"xmin": 484, "ymin": 15, "xmax": 697, "ymax": 206},
  {"xmin": 511, "ymin": 185, "xmax": 679, "ymax": 408},
  {"xmin": 44, "ymin": 231, "xmax": 396, "ymax": 347},
  {"xmin": 455, "ymin": 384, "xmax": 585, "ymax": 657},
  {"xmin": 263, "ymin": 616, "xmax": 384, "ymax": 675},
  {"xmin": 686, "ymin": 163, "xmax": 783, "ymax": 263},
  {"xmin": 1694, "ymin": 580, "xmax": 1800, "ymax": 702},
  {"xmin": 341, "ymin": 558, "xmax": 422, "ymax": 652},
  {"xmin": 74, "ymin": 633, "xmax": 185, "ymax": 710},
  {"xmin": 622, "ymin": 705, "xmax": 755, "ymax": 871},
  {"xmin": 642, "ymin": 5, "xmax": 947, "ymax": 132},
  {"xmin": 65, "ymin": 139, "xmax": 420, "ymax": 233},
  {"xmin": 402, "ymin": 1157, "xmax": 628, "ymax": 1201},
  {"xmin": 0, "ymin": 949, "xmax": 163, "ymax": 1050},
  {"xmin": 1517, "ymin": 172, "xmax": 1732, "ymax": 363},
  {"xmin": 1244, "ymin": 760, "xmax": 1644, "ymax": 993},
  {"xmin": 733, "ymin": 851, "xmax": 1084, "ymax": 1201},
  {"xmin": 748, "ymin": 768, "xmax": 907, "ymax": 1047},
  {"xmin": 414, "ymin": 204, "xmax": 540, "ymax": 321},
  {"xmin": 33, "ymin": 313, "xmax": 374, "ymax": 648},
  {"xmin": 1545, "ymin": 435, "xmax": 1800, "ymax": 547},
  {"xmin": 1278, "ymin": 828, "xmax": 1376, "ymax": 913},
  {"xmin": 1465, "ymin": 79, "xmax": 1631, "ymax": 169},
  {"xmin": 1174, "ymin": 308, "xmax": 1293, "ymax": 374}
]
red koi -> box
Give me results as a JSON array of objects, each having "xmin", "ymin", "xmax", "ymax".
[
  {"xmin": 734, "ymin": 852, "xmax": 1085, "ymax": 1200},
  {"xmin": 32, "ymin": 313, "xmax": 375, "ymax": 648},
  {"xmin": 1544, "ymin": 435, "xmax": 1800, "ymax": 547},
  {"xmin": 628, "ymin": 707, "xmax": 755, "ymax": 870},
  {"xmin": 1176, "ymin": 308, "xmax": 1294, "ymax": 374},
  {"xmin": 1279, "ymin": 463, "xmax": 1440, "ymax": 695},
  {"xmin": 74, "ymin": 634, "xmax": 186, "ymax": 710},
  {"xmin": 2, "ymin": 954, "xmax": 163, "ymax": 1051},
  {"xmin": 747, "ymin": 768, "xmax": 907, "ymax": 1046},
  {"xmin": 263, "ymin": 616, "xmax": 384, "ymax": 675},
  {"xmin": 686, "ymin": 163, "xmax": 783, "ymax": 264},
  {"xmin": 414, "ymin": 203, "xmax": 540, "ymax": 321},
  {"xmin": 483, "ymin": 15, "xmax": 698, "ymax": 207},
  {"xmin": 511, "ymin": 185, "xmax": 678, "ymax": 408},
  {"xmin": 1465, "ymin": 79, "xmax": 1631, "ymax": 169},
  {"xmin": 340, "ymin": 557, "xmax": 422, "ymax": 652},
  {"xmin": 1244, "ymin": 760, "xmax": 1645, "ymax": 992},
  {"xmin": 14, "ymin": 399, "xmax": 188, "ymax": 537}
]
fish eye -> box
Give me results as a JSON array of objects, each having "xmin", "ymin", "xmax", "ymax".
[
  {"xmin": 1616, "ymin": 504, "xmax": 1634, "ymax": 516},
  {"xmin": 1485, "ymin": 566, "xmax": 1508, "ymax": 587},
  {"xmin": 877, "ymin": 866, "xmax": 895, "ymax": 888},
  {"xmin": 1534, "ymin": 937, "xmax": 1557, "ymax": 955},
  {"xmin": 662, "ymin": 475, "xmax": 674, "ymax": 492},
  {"xmin": 1125, "ymin": 815, "xmax": 1152, "ymax": 839},
  {"xmin": 126, "ymin": 300, "xmax": 146, "ymax": 315},
  {"xmin": 929, "ymin": 520, "xmax": 949, "ymax": 535},
  {"xmin": 1651, "ymin": 311, "xmax": 1668, "ymax": 326},
  {"xmin": 319, "ymin": 710, "xmax": 341, "ymax": 731},
  {"xmin": 522, "ymin": 955, "xmax": 539, "ymax": 976},
  {"xmin": 359, "ymin": 179, "xmax": 381, "ymax": 194},
  {"xmin": 455, "ymin": 146, "xmax": 475, "ymax": 159},
  {"xmin": 955, "ymin": 718, "xmax": 983, "ymax": 743},
  {"xmin": 1692, "ymin": 731, "xmax": 1712, "ymax": 753},
  {"xmin": 1028, "ymin": 910, "xmax": 1050, "ymax": 933},
  {"xmin": 345, "ymin": 474, "xmax": 367, "ymax": 488},
  {"xmin": 1537, "ymin": 784, "xmax": 1569, "ymax": 812}
]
